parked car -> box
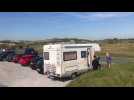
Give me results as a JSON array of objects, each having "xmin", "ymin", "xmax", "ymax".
[
  {"xmin": 12, "ymin": 54, "xmax": 23, "ymax": 63},
  {"xmin": 19, "ymin": 48, "xmax": 37, "ymax": 66},
  {"xmin": 0, "ymin": 49, "xmax": 15, "ymax": 61},
  {"xmin": 0, "ymin": 52, "xmax": 7, "ymax": 61},
  {"xmin": 30, "ymin": 55, "xmax": 44, "ymax": 74},
  {"xmin": 12, "ymin": 49, "xmax": 25, "ymax": 63},
  {"xmin": 19, "ymin": 54, "xmax": 35, "ymax": 66},
  {"xmin": 36, "ymin": 57, "xmax": 44, "ymax": 74},
  {"xmin": 0, "ymin": 49, "xmax": 3, "ymax": 56},
  {"xmin": 30, "ymin": 55, "xmax": 41, "ymax": 70},
  {"xmin": 6, "ymin": 52, "xmax": 16, "ymax": 62}
]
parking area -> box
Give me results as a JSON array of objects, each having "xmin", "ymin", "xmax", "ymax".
[{"xmin": 0, "ymin": 62, "xmax": 70, "ymax": 87}]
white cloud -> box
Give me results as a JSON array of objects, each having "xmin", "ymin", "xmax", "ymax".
[
  {"xmin": 92, "ymin": 12, "xmax": 132, "ymax": 18},
  {"xmin": 63, "ymin": 12, "xmax": 134, "ymax": 21}
]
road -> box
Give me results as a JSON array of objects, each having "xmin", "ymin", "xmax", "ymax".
[{"xmin": 0, "ymin": 62, "xmax": 70, "ymax": 87}]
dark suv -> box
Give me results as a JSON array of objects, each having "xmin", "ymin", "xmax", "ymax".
[{"xmin": 30, "ymin": 55, "xmax": 44, "ymax": 74}]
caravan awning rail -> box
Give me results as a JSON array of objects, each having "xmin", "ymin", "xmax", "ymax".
[{"xmin": 64, "ymin": 46, "xmax": 92, "ymax": 48}]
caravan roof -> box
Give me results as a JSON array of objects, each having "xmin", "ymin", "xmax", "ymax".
[{"xmin": 43, "ymin": 43, "xmax": 101, "ymax": 52}]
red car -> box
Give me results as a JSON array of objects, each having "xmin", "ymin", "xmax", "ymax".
[
  {"xmin": 12, "ymin": 49, "xmax": 25, "ymax": 63},
  {"xmin": 18, "ymin": 48, "xmax": 37, "ymax": 66},
  {"xmin": 12, "ymin": 54, "xmax": 23, "ymax": 63},
  {"xmin": 19, "ymin": 54, "xmax": 34, "ymax": 66}
]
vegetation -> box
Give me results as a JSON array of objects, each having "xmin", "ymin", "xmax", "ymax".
[
  {"xmin": 97, "ymin": 42, "xmax": 134, "ymax": 58},
  {"xmin": 67, "ymin": 40, "xmax": 134, "ymax": 87},
  {"xmin": 1, "ymin": 37, "xmax": 134, "ymax": 54},
  {"xmin": 67, "ymin": 63, "xmax": 134, "ymax": 87}
]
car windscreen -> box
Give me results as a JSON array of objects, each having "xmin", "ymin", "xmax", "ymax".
[
  {"xmin": 15, "ymin": 49, "xmax": 25, "ymax": 55},
  {"xmin": 24, "ymin": 48, "xmax": 35, "ymax": 55},
  {"xmin": 38, "ymin": 53, "xmax": 43, "ymax": 58}
]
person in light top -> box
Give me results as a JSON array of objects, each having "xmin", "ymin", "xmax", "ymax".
[{"xmin": 106, "ymin": 52, "xmax": 112, "ymax": 69}]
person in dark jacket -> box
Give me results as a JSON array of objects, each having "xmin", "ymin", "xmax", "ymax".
[{"xmin": 92, "ymin": 55, "xmax": 100, "ymax": 70}]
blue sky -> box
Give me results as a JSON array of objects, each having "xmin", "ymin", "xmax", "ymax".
[{"xmin": 0, "ymin": 12, "xmax": 134, "ymax": 40}]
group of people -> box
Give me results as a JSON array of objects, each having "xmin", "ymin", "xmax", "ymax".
[{"xmin": 92, "ymin": 52, "xmax": 112, "ymax": 70}]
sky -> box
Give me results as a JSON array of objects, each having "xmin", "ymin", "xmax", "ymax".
[{"xmin": 0, "ymin": 12, "xmax": 134, "ymax": 40}]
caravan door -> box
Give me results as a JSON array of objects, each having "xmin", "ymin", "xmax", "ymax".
[{"xmin": 87, "ymin": 48, "xmax": 93, "ymax": 69}]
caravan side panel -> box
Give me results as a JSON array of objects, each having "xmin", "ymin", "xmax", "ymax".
[{"xmin": 61, "ymin": 47, "xmax": 90, "ymax": 77}]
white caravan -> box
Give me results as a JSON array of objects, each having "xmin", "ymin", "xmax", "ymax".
[{"xmin": 43, "ymin": 43, "xmax": 101, "ymax": 78}]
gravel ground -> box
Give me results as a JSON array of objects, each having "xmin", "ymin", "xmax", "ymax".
[{"xmin": 0, "ymin": 62, "xmax": 71, "ymax": 87}]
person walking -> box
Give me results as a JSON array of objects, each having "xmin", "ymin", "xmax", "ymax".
[{"xmin": 106, "ymin": 52, "xmax": 112, "ymax": 69}]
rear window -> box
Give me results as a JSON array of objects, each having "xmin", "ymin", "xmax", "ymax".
[
  {"xmin": 63, "ymin": 51, "xmax": 77, "ymax": 61},
  {"xmin": 44, "ymin": 52, "xmax": 49, "ymax": 60}
]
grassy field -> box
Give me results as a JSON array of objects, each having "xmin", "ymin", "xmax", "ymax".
[
  {"xmin": 97, "ymin": 43, "xmax": 134, "ymax": 58},
  {"xmin": 67, "ymin": 42, "xmax": 134, "ymax": 87}
]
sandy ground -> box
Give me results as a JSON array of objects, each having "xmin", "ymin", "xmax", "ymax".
[{"xmin": 0, "ymin": 62, "xmax": 71, "ymax": 87}]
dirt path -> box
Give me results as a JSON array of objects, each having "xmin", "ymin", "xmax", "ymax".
[{"xmin": 0, "ymin": 62, "xmax": 70, "ymax": 87}]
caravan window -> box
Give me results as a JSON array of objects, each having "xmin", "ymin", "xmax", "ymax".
[
  {"xmin": 81, "ymin": 51, "xmax": 87, "ymax": 58},
  {"xmin": 63, "ymin": 51, "xmax": 77, "ymax": 61},
  {"xmin": 44, "ymin": 52, "xmax": 49, "ymax": 60}
]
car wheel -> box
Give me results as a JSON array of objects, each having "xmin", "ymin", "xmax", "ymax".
[
  {"xmin": 47, "ymin": 74, "xmax": 51, "ymax": 78},
  {"xmin": 31, "ymin": 66, "xmax": 36, "ymax": 70}
]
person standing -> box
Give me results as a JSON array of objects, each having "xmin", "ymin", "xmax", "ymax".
[
  {"xmin": 92, "ymin": 55, "xmax": 99, "ymax": 70},
  {"xmin": 106, "ymin": 52, "xmax": 112, "ymax": 69},
  {"xmin": 97, "ymin": 56, "xmax": 101, "ymax": 70}
]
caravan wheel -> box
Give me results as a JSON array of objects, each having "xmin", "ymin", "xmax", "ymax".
[
  {"xmin": 71, "ymin": 73, "xmax": 77, "ymax": 80},
  {"xmin": 47, "ymin": 74, "xmax": 50, "ymax": 78}
]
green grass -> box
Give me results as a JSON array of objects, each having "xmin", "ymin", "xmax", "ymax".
[
  {"xmin": 67, "ymin": 63, "xmax": 134, "ymax": 87},
  {"xmin": 67, "ymin": 42, "xmax": 134, "ymax": 87},
  {"xmin": 97, "ymin": 43, "xmax": 134, "ymax": 58}
]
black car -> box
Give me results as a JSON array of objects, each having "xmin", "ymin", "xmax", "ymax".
[
  {"xmin": 0, "ymin": 52, "xmax": 6, "ymax": 61},
  {"xmin": 30, "ymin": 55, "xmax": 44, "ymax": 74},
  {"xmin": 36, "ymin": 57, "xmax": 44, "ymax": 74},
  {"xmin": 0, "ymin": 50, "xmax": 15, "ymax": 61},
  {"xmin": 6, "ymin": 52, "xmax": 16, "ymax": 62},
  {"xmin": 30, "ymin": 55, "xmax": 39, "ymax": 70},
  {"xmin": 0, "ymin": 50, "xmax": 3, "ymax": 55}
]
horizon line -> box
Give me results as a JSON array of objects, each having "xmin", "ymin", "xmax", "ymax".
[{"xmin": 0, "ymin": 37, "xmax": 134, "ymax": 41}]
